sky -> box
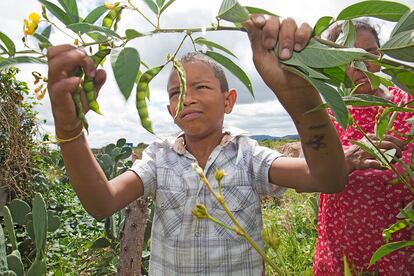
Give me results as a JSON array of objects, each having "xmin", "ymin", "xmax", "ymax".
[{"xmin": 1, "ymin": 0, "xmax": 413, "ymax": 147}]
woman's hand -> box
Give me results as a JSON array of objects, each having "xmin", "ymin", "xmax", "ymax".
[{"xmin": 345, "ymin": 134, "xmax": 407, "ymax": 173}]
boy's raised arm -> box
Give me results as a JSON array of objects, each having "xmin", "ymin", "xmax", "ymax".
[
  {"xmin": 243, "ymin": 15, "xmax": 347, "ymax": 193},
  {"xmin": 47, "ymin": 45, "xmax": 143, "ymax": 219}
]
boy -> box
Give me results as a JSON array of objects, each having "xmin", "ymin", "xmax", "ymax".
[{"xmin": 47, "ymin": 15, "xmax": 347, "ymax": 275}]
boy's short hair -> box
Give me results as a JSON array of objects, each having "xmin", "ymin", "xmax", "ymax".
[{"xmin": 180, "ymin": 52, "xmax": 229, "ymax": 92}]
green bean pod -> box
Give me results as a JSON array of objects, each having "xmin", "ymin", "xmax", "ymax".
[
  {"xmin": 73, "ymin": 86, "xmax": 89, "ymax": 132},
  {"xmin": 136, "ymin": 66, "xmax": 164, "ymax": 133},
  {"xmin": 172, "ymin": 58, "xmax": 187, "ymax": 119},
  {"xmin": 81, "ymin": 49, "xmax": 111, "ymax": 115},
  {"xmin": 102, "ymin": 6, "xmax": 122, "ymax": 29}
]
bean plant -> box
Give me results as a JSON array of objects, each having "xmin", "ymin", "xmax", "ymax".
[{"xmin": 1, "ymin": 0, "xmax": 414, "ymax": 274}]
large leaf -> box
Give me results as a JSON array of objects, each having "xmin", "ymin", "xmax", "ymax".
[
  {"xmin": 0, "ymin": 32, "xmax": 15, "ymax": 56},
  {"xmin": 336, "ymin": 20, "xmax": 356, "ymax": 47},
  {"xmin": 39, "ymin": 0, "xmax": 73, "ymax": 25},
  {"xmin": 194, "ymin": 37, "xmax": 237, "ymax": 58},
  {"xmin": 0, "ymin": 225, "xmax": 8, "ymax": 271},
  {"xmin": 313, "ymin": 16, "xmax": 334, "ymax": 37},
  {"xmin": 26, "ymin": 258, "xmax": 46, "ymax": 276},
  {"xmin": 83, "ymin": 5, "xmax": 107, "ymax": 24},
  {"xmin": 369, "ymin": 241, "xmax": 414, "ymax": 265},
  {"xmin": 244, "ymin": 6, "xmax": 277, "ymax": 17},
  {"xmin": 337, "ymin": 1, "xmax": 409, "ymax": 22},
  {"xmin": 111, "ymin": 47, "xmax": 141, "ymax": 100},
  {"xmin": 67, "ymin": 23, "xmax": 121, "ymax": 39},
  {"xmin": 309, "ymin": 78, "xmax": 349, "ymax": 130},
  {"xmin": 381, "ymin": 30, "xmax": 414, "ymax": 62},
  {"xmin": 217, "ymin": 0, "xmax": 249, "ymax": 23},
  {"xmin": 0, "ymin": 56, "xmax": 46, "ymax": 69},
  {"xmin": 125, "ymin": 29, "xmax": 144, "ymax": 40},
  {"xmin": 391, "ymin": 10, "xmax": 414, "ymax": 37},
  {"xmin": 375, "ymin": 107, "xmax": 391, "ymax": 139},
  {"xmin": 160, "ymin": 0, "xmax": 176, "ymax": 14},
  {"xmin": 143, "ymin": 0, "xmax": 158, "ymax": 14},
  {"xmin": 156, "ymin": 0, "xmax": 166, "ymax": 8},
  {"xmin": 33, "ymin": 33, "xmax": 52, "ymax": 50},
  {"xmin": 58, "ymin": 0, "xmax": 79, "ymax": 23},
  {"xmin": 285, "ymin": 39, "xmax": 370, "ymax": 68},
  {"xmin": 205, "ymin": 50, "xmax": 254, "ymax": 98},
  {"xmin": 382, "ymin": 67, "xmax": 414, "ymax": 95},
  {"xmin": 41, "ymin": 25, "xmax": 52, "ymax": 39}
]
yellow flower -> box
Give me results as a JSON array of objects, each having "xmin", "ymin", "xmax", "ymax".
[
  {"xmin": 192, "ymin": 204, "xmax": 209, "ymax": 219},
  {"xmin": 214, "ymin": 169, "xmax": 226, "ymax": 182},
  {"xmin": 104, "ymin": 1, "xmax": 119, "ymax": 10},
  {"xmin": 23, "ymin": 12, "xmax": 41, "ymax": 35}
]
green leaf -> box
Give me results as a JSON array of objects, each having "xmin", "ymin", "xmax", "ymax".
[
  {"xmin": 90, "ymin": 237, "xmax": 111, "ymax": 249},
  {"xmin": 309, "ymin": 78, "xmax": 349, "ymax": 130},
  {"xmin": 83, "ymin": 5, "xmax": 107, "ymax": 24},
  {"xmin": 285, "ymin": 39, "xmax": 370, "ymax": 68},
  {"xmin": 375, "ymin": 107, "xmax": 391, "ymax": 139},
  {"xmin": 381, "ymin": 29, "xmax": 414, "ymax": 62},
  {"xmin": 41, "ymin": 25, "xmax": 52, "ymax": 39},
  {"xmin": 281, "ymin": 57, "xmax": 330, "ymax": 80},
  {"xmin": 0, "ymin": 56, "xmax": 46, "ymax": 69},
  {"xmin": 32, "ymin": 33, "xmax": 52, "ymax": 50},
  {"xmin": 337, "ymin": 1, "xmax": 409, "ymax": 22},
  {"xmin": 0, "ymin": 32, "xmax": 15, "ymax": 56},
  {"xmin": 194, "ymin": 37, "xmax": 237, "ymax": 58},
  {"xmin": 217, "ymin": 0, "xmax": 249, "ymax": 23},
  {"xmin": 205, "ymin": 50, "xmax": 254, "ymax": 98},
  {"xmin": 336, "ymin": 20, "xmax": 356, "ymax": 48},
  {"xmin": 397, "ymin": 201, "xmax": 414, "ymax": 219},
  {"xmin": 111, "ymin": 47, "xmax": 141, "ymax": 100},
  {"xmin": 143, "ymin": 0, "xmax": 158, "ymax": 14},
  {"xmin": 382, "ymin": 218, "xmax": 410, "ymax": 242},
  {"xmin": 160, "ymin": 0, "xmax": 176, "ymax": 14},
  {"xmin": 391, "ymin": 10, "xmax": 414, "ymax": 37},
  {"xmin": 369, "ymin": 241, "xmax": 414, "ymax": 266},
  {"xmin": 117, "ymin": 138, "xmax": 126, "ymax": 147},
  {"xmin": 9, "ymin": 199, "xmax": 30, "ymax": 225},
  {"xmin": 58, "ymin": 0, "xmax": 79, "ymax": 23},
  {"xmin": 313, "ymin": 16, "xmax": 334, "ymax": 36},
  {"xmin": 353, "ymin": 140, "xmax": 390, "ymax": 167},
  {"xmin": 343, "ymin": 94, "xmax": 395, "ymax": 107},
  {"xmin": 244, "ymin": 6, "xmax": 277, "ymax": 17},
  {"xmin": 32, "ymin": 193, "xmax": 47, "ymax": 259},
  {"xmin": 156, "ymin": 0, "xmax": 166, "ymax": 8},
  {"xmin": 382, "ymin": 67, "xmax": 414, "ymax": 96},
  {"xmin": 67, "ymin": 22, "xmax": 121, "ymax": 39},
  {"xmin": 125, "ymin": 29, "xmax": 143, "ymax": 40},
  {"xmin": 39, "ymin": 0, "xmax": 73, "ymax": 25}
]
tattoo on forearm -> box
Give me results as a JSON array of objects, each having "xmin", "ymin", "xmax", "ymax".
[
  {"xmin": 309, "ymin": 123, "xmax": 328, "ymax": 130},
  {"xmin": 304, "ymin": 134, "xmax": 327, "ymax": 150}
]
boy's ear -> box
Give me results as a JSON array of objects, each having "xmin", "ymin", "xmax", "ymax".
[{"xmin": 224, "ymin": 89, "xmax": 237, "ymax": 114}]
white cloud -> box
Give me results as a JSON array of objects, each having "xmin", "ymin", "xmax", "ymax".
[{"xmin": 1, "ymin": 0, "xmax": 413, "ymax": 147}]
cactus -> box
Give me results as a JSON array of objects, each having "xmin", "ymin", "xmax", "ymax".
[
  {"xmin": 25, "ymin": 213, "xmax": 34, "ymax": 240},
  {"xmin": 26, "ymin": 258, "xmax": 46, "ymax": 276},
  {"xmin": 3, "ymin": 207, "xmax": 17, "ymax": 251},
  {"xmin": 116, "ymin": 138, "xmax": 126, "ymax": 147},
  {"xmin": 47, "ymin": 210, "xmax": 60, "ymax": 232},
  {"xmin": 6, "ymin": 253, "xmax": 24, "ymax": 276},
  {"xmin": 32, "ymin": 193, "xmax": 47, "ymax": 259},
  {"xmin": 0, "ymin": 225, "xmax": 9, "ymax": 272},
  {"xmin": 8, "ymin": 199, "xmax": 30, "ymax": 225}
]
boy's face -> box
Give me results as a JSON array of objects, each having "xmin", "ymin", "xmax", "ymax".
[{"xmin": 167, "ymin": 60, "xmax": 236, "ymax": 138}]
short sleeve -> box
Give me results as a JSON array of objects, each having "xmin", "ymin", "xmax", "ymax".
[
  {"xmin": 251, "ymin": 141, "xmax": 286, "ymax": 197},
  {"xmin": 129, "ymin": 143, "xmax": 157, "ymax": 198}
]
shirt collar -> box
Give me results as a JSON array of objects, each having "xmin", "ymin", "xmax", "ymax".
[{"xmin": 171, "ymin": 127, "xmax": 248, "ymax": 155}]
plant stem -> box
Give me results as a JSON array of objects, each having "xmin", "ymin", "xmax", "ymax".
[
  {"xmin": 352, "ymin": 120, "xmax": 414, "ymax": 194},
  {"xmin": 127, "ymin": 0, "xmax": 157, "ymax": 28}
]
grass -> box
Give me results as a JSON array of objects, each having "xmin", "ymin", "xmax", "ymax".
[{"xmin": 262, "ymin": 189, "xmax": 319, "ymax": 276}]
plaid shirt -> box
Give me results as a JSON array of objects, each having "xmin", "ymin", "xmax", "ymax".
[{"xmin": 131, "ymin": 130, "xmax": 285, "ymax": 275}]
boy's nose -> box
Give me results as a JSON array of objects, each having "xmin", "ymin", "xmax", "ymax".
[{"xmin": 183, "ymin": 89, "xmax": 197, "ymax": 105}]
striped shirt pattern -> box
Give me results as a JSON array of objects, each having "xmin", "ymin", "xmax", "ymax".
[{"xmin": 130, "ymin": 131, "xmax": 285, "ymax": 275}]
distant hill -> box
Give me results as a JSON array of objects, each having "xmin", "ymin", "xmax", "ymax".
[{"xmin": 249, "ymin": 134, "xmax": 299, "ymax": 141}]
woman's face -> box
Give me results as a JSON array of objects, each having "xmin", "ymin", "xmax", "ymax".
[{"xmin": 345, "ymin": 29, "xmax": 381, "ymax": 95}]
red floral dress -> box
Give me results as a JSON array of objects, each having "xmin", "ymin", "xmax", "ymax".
[{"xmin": 313, "ymin": 87, "xmax": 414, "ymax": 275}]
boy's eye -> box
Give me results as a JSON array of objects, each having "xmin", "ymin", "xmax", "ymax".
[
  {"xmin": 197, "ymin": 85, "xmax": 209, "ymax": 90},
  {"xmin": 169, "ymin": 91, "xmax": 179, "ymax": 98}
]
